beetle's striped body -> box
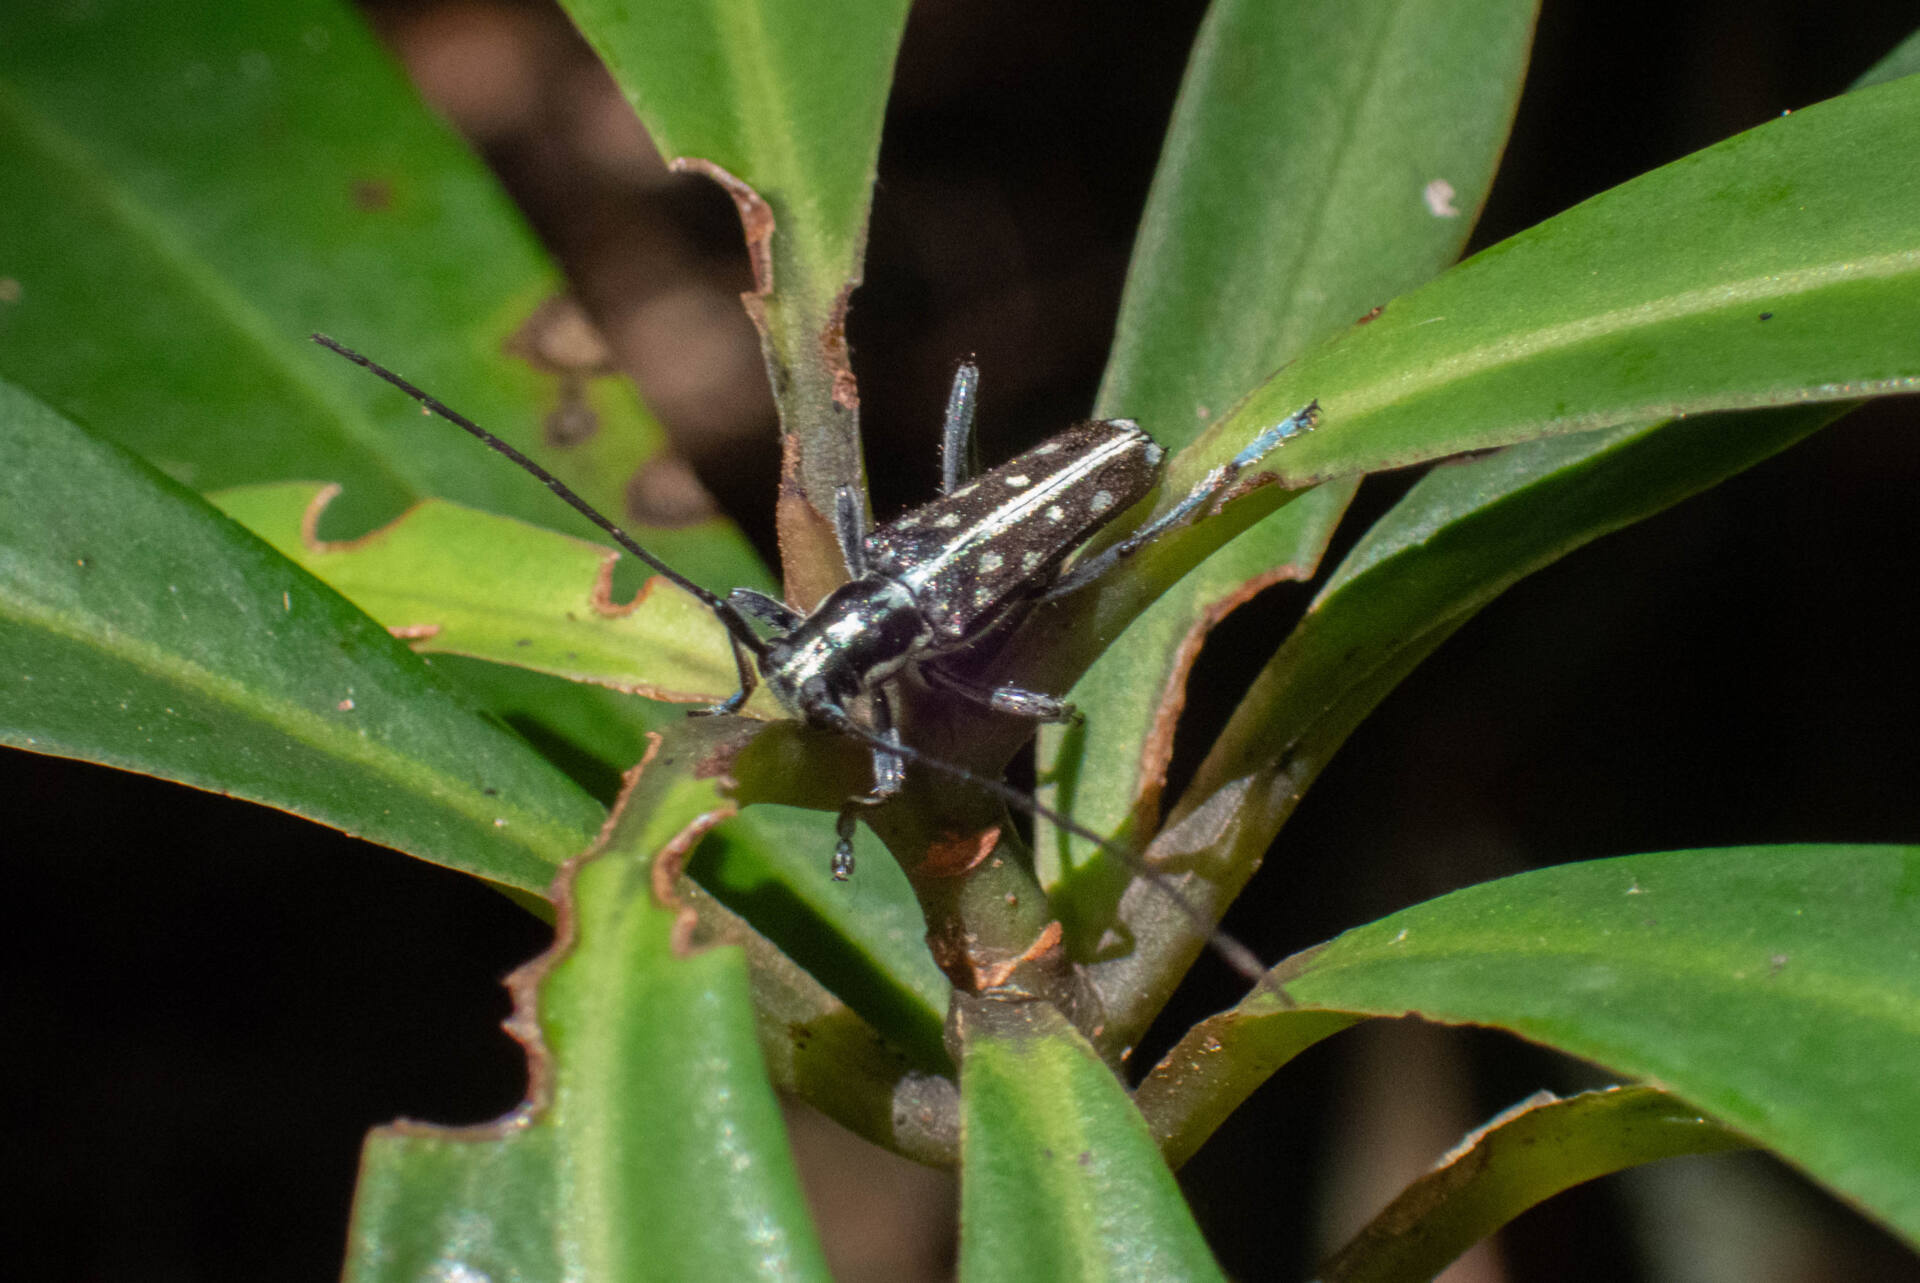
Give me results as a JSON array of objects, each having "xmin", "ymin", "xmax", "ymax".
[
  {"xmin": 868, "ymin": 418, "xmax": 1162, "ymax": 639},
  {"xmin": 758, "ymin": 416, "xmax": 1167, "ymax": 784},
  {"xmin": 312, "ymin": 335, "xmax": 1317, "ymax": 897}
]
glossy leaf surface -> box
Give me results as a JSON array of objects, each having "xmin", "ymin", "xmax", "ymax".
[
  {"xmin": 1145, "ymin": 847, "xmax": 1920, "ymax": 1245},
  {"xmin": 213, "ymin": 482, "xmax": 746, "ymax": 706},
  {"xmin": 1199, "ymin": 73, "xmax": 1920, "ymax": 489},
  {"xmin": 0, "ymin": 0, "xmax": 769, "ymax": 784},
  {"xmin": 692, "ymin": 805, "xmax": 951, "ymax": 1067},
  {"xmin": 347, "ymin": 721, "xmax": 830, "ymax": 1281},
  {"xmin": 0, "ymin": 379, "xmax": 603, "ymax": 894},
  {"xmin": 958, "ymin": 998, "xmax": 1224, "ymax": 1283},
  {"xmin": 0, "ymin": 0, "xmax": 761, "ymax": 585}
]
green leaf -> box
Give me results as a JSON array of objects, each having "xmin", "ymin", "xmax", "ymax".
[
  {"xmin": 693, "ymin": 805, "xmax": 952, "ymax": 1067},
  {"xmin": 1001, "ymin": 64, "xmax": 1916, "ymax": 728},
  {"xmin": 211, "ymin": 482, "xmax": 749, "ymax": 706},
  {"xmin": 1039, "ymin": 0, "xmax": 1537, "ymax": 917},
  {"xmin": 0, "ymin": 379, "xmax": 603, "ymax": 894},
  {"xmin": 957, "ymin": 997, "xmax": 1225, "ymax": 1283},
  {"xmin": 346, "ymin": 720, "xmax": 831, "ymax": 1282},
  {"xmin": 0, "ymin": 0, "xmax": 761, "ymax": 582},
  {"xmin": 1098, "ymin": 0, "xmax": 1538, "ymax": 427},
  {"xmin": 1319, "ymin": 1087, "xmax": 1749, "ymax": 1283},
  {"xmin": 424, "ymin": 653, "xmax": 673, "ymax": 798},
  {"xmin": 562, "ymin": 0, "xmax": 913, "ymax": 525},
  {"xmin": 1150, "ymin": 847, "xmax": 1920, "ymax": 1247},
  {"xmin": 1204, "ymin": 73, "xmax": 1920, "ymax": 488},
  {"xmin": 1135, "ymin": 1006, "xmax": 1362, "ymax": 1171},
  {"xmin": 676, "ymin": 868, "xmax": 958, "ymax": 1164},
  {"xmin": 209, "ymin": 481, "xmax": 956, "ymax": 1050},
  {"xmin": 1101, "ymin": 21, "xmax": 1912, "ymax": 1071},
  {"xmin": 1090, "ymin": 402, "xmax": 1839, "ymax": 1051},
  {"xmin": 0, "ymin": 0, "xmax": 771, "ymax": 781}
]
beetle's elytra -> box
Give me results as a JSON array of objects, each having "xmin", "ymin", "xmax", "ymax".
[{"xmin": 867, "ymin": 417, "xmax": 1162, "ymax": 638}]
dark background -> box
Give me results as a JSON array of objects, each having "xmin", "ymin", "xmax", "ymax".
[{"xmin": 6, "ymin": 1, "xmax": 1920, "ymax": 1279}]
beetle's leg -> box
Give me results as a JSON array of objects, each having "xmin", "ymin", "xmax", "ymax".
[
  {"xmin": 832, "ymin": 690, "xmax": 905, "ymax": 880},
  {"xmin": 1041, "ymin": 400, "xmax": 1321, "ymax": 602},
  {"xmin": 940, "ymin": 360, "xmax": 982, "ymax": 494},
  {"xmin": 833, "ymin": 486, "xmax": 869, "ymax": 576},
  {"xmin": 921, "ymin": 662, "xmax": 1079, "ymax": 723},
  {"xmin": 728, "ymin": 587, "xmax": 803, "ymax": 631},
  {"xmin": 832, "ymin": 807, "xmax": 862, "ymax": 881},
  {"xmin": 692, "ymin": 632, "xmax": 759, "ymax": 717}
]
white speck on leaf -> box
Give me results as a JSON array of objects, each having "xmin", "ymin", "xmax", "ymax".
[{"xmin": 1423, "ymin": 178, "xmax": 1459, "ymax": 217}]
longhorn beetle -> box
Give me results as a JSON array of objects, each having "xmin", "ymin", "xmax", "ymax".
[{"xmin": 313, "ymin": 334, "xmax": 1318, "ymax": 979}]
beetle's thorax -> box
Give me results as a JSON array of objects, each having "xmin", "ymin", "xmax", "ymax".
[{"xmin": 761, "ymin": 574, "xmax": 934, "ymax": 721}]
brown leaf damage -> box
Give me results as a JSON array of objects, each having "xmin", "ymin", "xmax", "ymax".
[
  {"xmin": 1131, "ymin": 567, "xmax": 1305, "ymax": 826},
  {"xmin": 670, "ymin": 157, "xmax": 775, "ymax": 298}
]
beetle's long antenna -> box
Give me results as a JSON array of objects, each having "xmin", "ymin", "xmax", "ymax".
[
  {"xmin": 823, "ymin": 713, "xmax": 1267, "ymax": 982},
  {"xmin": 316, "ymin": 334, "xmax": 1268, "ymax": 985},
  {"xmin": 311, "ymin": 335, "xmax": 770, "ymax": 657}
]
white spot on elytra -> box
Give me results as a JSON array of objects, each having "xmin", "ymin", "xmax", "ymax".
[
  {"xmin": 1004, "ymin": 474, "xmax": 1031, "ymax": 488},
  {"xmin": 1046, "ymin": 505, "xmax": 1066, "ymax": 523},
  {"xmin": 895, "ymin": 512, "xmax": 920, "ymax": 529},
  {"xmin": 1089, "ymin": 490, "xmax": 1115, "ymax": 515},
  {"xmin": 979, "ymin": 551, "xmax": 1004, "ymax": 572},
  {"xmin": 972, "ymin": 586, "xmax": 994, "ymax": 607},
  {"xmin": 1423, "ymin": 178, "xmax": 1459, "ymax": 217},
  {"xmin": 1022, "ymin": 549, "xmax": 1044, "ymax": 571},
  {"xmin": 934, "ymin": 512, "xmax": 962, "ymax": 529},
  {"xmin": 1031, "ymin": 441, "xmax": 1061, "ymax": 455}
]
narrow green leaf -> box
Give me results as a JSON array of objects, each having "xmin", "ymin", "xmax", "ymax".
[
  {"xmin": 1203, "ymin": 73, "xmax": 1920, "ymax": 488},
  {"xmin": 0, "ymin": 0, "xmax": 770, "ymax": 781},
  {"xmin": 678, "ymin": 872, "xmax": 958, "ymax": 1165},
  {"xmin": 1135, "ymin": 1005, "xmax": 1362, "ymax": 1171},
  {"xmin": 1147, "ymin": 847, "xmax": 1920, "ymax": 1247},
  {"xmin": 693, "ymin": 805, "xmax": 952, "ymax": 1066},
  {"xmin": 0, "ymin": 379, "xmax": 603, "ymax": 893},
  {"xmin": 1040, "ymin": 0, "xmax": 1536, "ymax": 916},
  {"xmin": 1098, "ymin": 0, "xmax": 1538, "ymax": 427},
  {"xmin": 1091, "ymin": 401, "xmax": 1842, "ymax": 1052},
  {"xmin": 958, "ymin": 997, "xmax": 1225, "ymax": 1283},
  {"xmin": 212, "ymin": 482, "xmax": 748, "ymax": 706},
  {"xmin": 1320, "ymin": 1087, "xmax": 1749, "ymax": 1283},
  {"xmin": 562, "ymin": 0, "xmax": 912, "ymax": 521},
  {"xmin": 0, "ymin": 0, "xmax": 762, "ymax": 584},
  {"xmin": 347, "ymin": 719, "xmax": 832, "ymax": 1281}
]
